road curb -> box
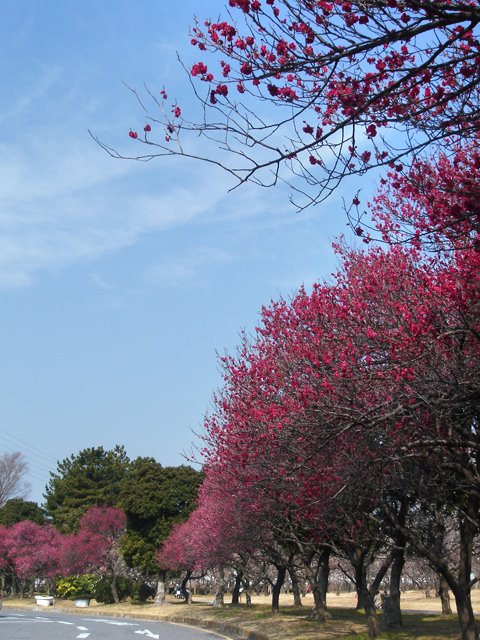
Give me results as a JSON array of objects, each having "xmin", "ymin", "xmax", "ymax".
[{"xmin": 164, "ymin": 615, "xmax": 270, "ymax": 640}]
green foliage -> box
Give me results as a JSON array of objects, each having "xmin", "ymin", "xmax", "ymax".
[
  {"xmin": 56, "ymin": 575, "xmax": 98, "ymax": 599},
  {"xmin": 130, "ymin": 580, "xmax": 155, "ymax": 603},
  {"xmin": 120, "ymin": 458, "xmax": 202, "ymax": 576},
  {"xmin": 44, "ymin": 445, "xmax": 130, "ymax": 532},
  {"xmin": 0, "ymin": 498, "xmax": 46, "ymax": 526},
  {"xmin": 94, "ymin": 576, "xmax": 131, "ymax": 603},
  {"xmin": 121, "ymin": 530, "xmax": 157, "ymax": 576}
]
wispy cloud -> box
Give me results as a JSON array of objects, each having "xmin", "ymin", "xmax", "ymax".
[
  {"xmin": 0, "ymin": 64, "xmax": 63, "ymax": 128},
  {"xmin": 0, "ymin": 58, "xmax": 338, "ymax": 290},
  {"xmin": 0, "ymin": 122, "xmax": 240, "ymax": 288},
  {"xmin": 149, "ymin": 246, "xmax": 234, "ymax": 287}
]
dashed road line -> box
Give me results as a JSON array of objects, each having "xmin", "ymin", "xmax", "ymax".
[{"xmin": 83, "ymin": 618, "xmax": 139, "ymax": 626}]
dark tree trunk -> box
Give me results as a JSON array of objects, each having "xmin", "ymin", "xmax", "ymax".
[
  {"xmin": 307, "ymin": 547, "xmax": 332, "ymax": 622},
  {"xmin": 354, "ymin": 556, "xmax": 367, "ymax": 610},
  {"xmin": 231, "ymin": 570, "xmax": 243, "ymax": 605},
  {"xmin": 271, "ymin": 566, "xmax": 287, "ymax": 613},
  {"xmin": 180, "ymin": 569, "xmax": 191, "ymax": 593},
  {"xmin": 381, "ymin": 547, "xmax": 404, "ymax": 628},
  {"xmin": 454, "ymin": 589, "xmax": 479, "ymax": 640},
  {"xmin": 347, "ymin": 543, "xmax": 390, "ymax": 638},
  {"xmin": 288, "ymin": 566, "xmax": 302, "ymax": 606},
  {"xmin": 352, "ymin": 558, "xmax": 380, "ymax": 637},
  {"xmin": 431, "ymin": 515, "xmax": 452, "ymax": 616},
  {"xmin": 181, "ymin": 570, "xmax": 192, "ymax": 605}
]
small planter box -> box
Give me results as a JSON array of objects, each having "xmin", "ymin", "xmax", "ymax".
[
  {"xmin": 35, "ymin": 595, "xmax": 54, "ymax": 607},
  {"xmin": 73, "ymin": 597, "xmax": 91, "ymax": 608}
]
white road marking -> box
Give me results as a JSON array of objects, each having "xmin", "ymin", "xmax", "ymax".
[
  {"xmin": 83, "ymin": 618, "xmax": 138, "ymax": 626},
  {"xmin": 134, "ymin": 630, "xmax": 160, "ymax": 639},
  {"xmin": 1, "ymin": 617, "xmax": 51, "ymax": 624},
  {"xmin": 76, "ymin": 634, "xmax": 90, "ymax": 639},
  {"xmin": 76, "ymin": 626, "xmax": 89, "ymax": 631},
  {"xmin": 58, "ymin": 620, "xmax": 75, "ymax": 625}
]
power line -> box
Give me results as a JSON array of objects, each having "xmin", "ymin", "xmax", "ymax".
[{"xmin": 0, "ymin": 425, "xmax": 57, "ymax": 465}]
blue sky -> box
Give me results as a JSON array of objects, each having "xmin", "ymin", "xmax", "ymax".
[{"xmin": 0, "ymin": 1, "xmax": 367, "ymax": 505}]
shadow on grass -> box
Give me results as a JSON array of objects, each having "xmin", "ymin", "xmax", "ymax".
[{"xmin": 188, "ymin": 603, "xmax": 464, "ymax": 640}]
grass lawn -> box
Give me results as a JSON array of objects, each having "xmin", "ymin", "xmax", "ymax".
[{"xmin": 4, "ymin": 590, "xmax": 478, "ymax": 640}]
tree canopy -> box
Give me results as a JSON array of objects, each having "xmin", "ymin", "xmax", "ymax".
[
  {"xmin": 44, "ymin": 445, "xmax": 130, "ymax": 533},
  {"xmin": 0, "ymin": 498, "xmax": 46, "ymax": 526},
  {"xmin": 120, "ymin": 457, "xmax": 202, "ymax": 576}
]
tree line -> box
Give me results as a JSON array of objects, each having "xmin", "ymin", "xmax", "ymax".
[
  {"xmin": 157, "ymin": 143, "xmax": 480, "ymax": 640},
  {"xmin": 0, "ymin": 446, "xmax": 202, "ymax": 604}
]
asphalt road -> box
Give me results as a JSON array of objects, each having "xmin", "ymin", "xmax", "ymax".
[{"xmin": 0, "ymin": 609, "xmax": 226, "ymax": 640}]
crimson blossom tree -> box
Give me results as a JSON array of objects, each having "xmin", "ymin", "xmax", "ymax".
[
  {"xmin": 176, "ymin": 225, "xmax": 479, "ymax": 639},
  {"xmin": 61, "ymin": 505, "xmax": 127, "ymax": 603},
  {"xmin": 110, "ymin": 1, "xmax": 480, "ymax": 209},
  {"xmin": 361, "ymin": 140, "xmax": 480, "ymax": 249},
  {"xmin": 5, "ymin": 520, "xmax": 63, "ymax": 595},
  {"xmin": 159, "ymin": 465, "xmax": 274, "ymax": 607}
]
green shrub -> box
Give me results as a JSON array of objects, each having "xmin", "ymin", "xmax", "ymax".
[
  {"xmin": 56, "ymin": 575, "xmax": 98, "ymax": 599},
  {"xmin": 131, "ymin": 580, "xmax": 155, "ymax": 603},
  {"xmin": 94, "ymin": 576, "xmax": 131, "ymax": 603}
]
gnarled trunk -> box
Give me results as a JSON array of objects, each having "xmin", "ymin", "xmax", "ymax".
[
  {"xmin": 307, "ymin": 547, "xmax": 331, "ymax": 622},
  {"xmin": 438, "ymin": 576, "xmax": 452, "ymax": 615}
]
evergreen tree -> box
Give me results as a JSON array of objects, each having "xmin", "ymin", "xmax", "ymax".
[
  {"xmin": 44, "ymin": 445, "xmax": 130, "ymax": 532},
  {"xmin": 0, "ymin": 498, "xmax": 46, "ymax": 526},
  {"xmin": 120, "ymin": 457, "xmax": 202, "ymax": 602}
]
